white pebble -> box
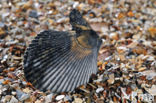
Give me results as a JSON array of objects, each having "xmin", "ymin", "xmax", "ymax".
[
  {"xmin": 96, "ymin": 87, "xmax": 104, "ymax": 93},
  {"xmin": 55, "ymin": 95, "xmax": 65, "ymax": 101}
]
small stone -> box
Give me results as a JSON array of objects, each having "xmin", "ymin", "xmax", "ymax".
[
  {"xmin": 146, "ymin": 85, "xmax": 156, "ymax": 95},
  {"xmin": 22, "ymin": 81, "xmax": 27, "ymax": 86},
  {"xmin": 10, "ymin": 84, "xmax": 19, "ymax": 89},
  {"xmin": 126, "ymin": 86, "xmax": 132, "ymax": 95},
  {"xmin": 8, "ymin": 73, "xmax": 17, "ymax": 79},
  {"xmin": 88, "ymin": 11, "xmax": 96, "ymax": 18},
  {"xmin": 96, "ymin": 87, "xmax": 104, "ymax": 93},
  {"xmin": 127, "ymin": 11, "xmax": 134, "ymax": 17},
  {"xmin": 2, "ymin": 80, "xmax": 10, "ymax": 85},
  {"xmin": 138, "ymin": 67, "xmax": 146, "ymax": 72},
  {"xmin": 141, "ymin": 70, "xmax": 156, "ymax": 80},
  {"xmin": 45, "ymin": 93, "xmax": 53, "ymax": 103},
  {"xmin": 79, "ymin": 87, "xmax": 90, "ymax": 93},
  {"xmin": 127, "ymin": 41, "xmax": 138, "ymax": 48},
  {"xmin": 95, "ymin": 99, "xmax": 104, "ymax": 103},
  {"xmin": 147, "ymin": 56, "xmax": 155, "ymax": 61},
  {"xmin": 23, "ymin": 88, "xmax": 32, "ymax": 94},
  {"xmin": 117, "ymin": 13, "xmax": 125, "ymax": 19},
  {"xmin": 24, "ymin": 95, "xmax": 36, "ymax": 103},
  {"xmin": 0, "ymin": 28, "xmax": 5, "ymax": 38},
  {"xmin": 0, "ymin": 76, "xmax": 4, "ymax": 79},
  {"xmin": 130, "ymin": 84, "xmax": 137, "ymax": 91},
  {"xmin": 121, "ymin": 88, "xmax": 130, "ymax": 99},
  {"xmin": 29, "ymin": 10, "xmax": 38, "ymax": 18},
  {"xmin": 5, "ymin": 40, "xmax": 18, "ymax": 46},
  {"xmin": 101, "ymin": 26, "xmax": 109, "ymax": 33},
  {"xmin": 11, "ymin": 91, "xmax": 16, "ymax": 95},
  {"xmin": 2, "ymin": 12, "xmax": 10, "ymax": 20},
  {"xmin": 3, "ymin": 95, "xmax": 12, "ymax": 102},
  {"xmin": 117, "ymin": 46, "xmax": 128, "ymax": 54},
  {"xmin": 10, "ymin": 96, "xmax": 18, "ymax": 103},
  {"xmin": 64, "ymin": 95, "xmax": 72, "ymax": 102},
  {"xmin": 73, "ymin": 2, "xmax": 79, "ymax": 8},
  {"xmin": 131, "ymin": 92, "xmax": 137, "ymax": 100},
  {"xmin": 35, "ymin": 100, "xmax": 42, "ymax": 103},
  {"xmin": 107, "ymin": 73, "xmax": 115, "ymax": 84},
  {"xmin": 22, "ymin": 0, "xmax": 33, "ymax": 10},
  {"xmin": 74, "ymin": 98, "xmax": 83, "ymax": 103},
  {"xmin": 9, "ymin": 67, "xmax": 15, "ymax": 71},
  {"xmin": 20, "ymin": 94, "xmax": 30, "ymax": 101},
  {"xmin": 148, "ymin": 27, "xmax": 156, "ymax": 39},
  {"xmin": 0, "ymin": 22, "xmax": 5, "ymax": 28},
  {"xmin": 109, "ymin": 32, "xmax": 119, "ymax": 40},
  {"xmin": 104, "ymin": 56, "xmax": 112, "ymax": 61},
  {"xmin": 16, "ymin": 90, "xmax": 30, "ymax": 101},
  {"xmin": 56, "ymin": 17, "xmax": 67, "ymax": 23},
  {"xmin": 94, "ymin": 75, "xmax": 103, "ymax": 82},
  {"xmin": 55, "ymin": 95, "xmax": 65, "ymax": 101}
]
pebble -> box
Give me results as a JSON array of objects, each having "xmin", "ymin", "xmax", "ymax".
[
  {"xmin": 10, "ymin": 96, "xmax": 18, "ymax": 103},
  {"xmin": 73, "ymin": 2, "xmax": 79, "ymax": 8},
  {"xmin": 146, "ymin": 85, "xmax": 156, "ymax": 95},
  {"xmin": 64, "ymin": 95, "xmax": 72, "ymax": 102},
  {"xmin": 16, "ymin": 90, "xmax": 30, "ymax": 101},
  {"xmin": 2, "ymin": 95, "xmax": 12, "ymax": 102},
  {"xmin": 0, "ymin": 22, "xmax": 5, "ymax": 28},
  {"xmin": 0, "ymin": 79, "xmax": 4, "ymax": 85},
  {"xmin": 142, "ymin": 70, "xmax": 156, "ymax": 80},
  {"xmin": 109, "ymin": 32, "xmax": 119, "ymax": 40},
  {"xmin": 74, "ymin": 98, "xmax": 83, "ymax": 103},
  {"xmin": 22, "ymin": 81, "xmax": 27, "ymax": 86},
  {"xmin": 107, "ymin": 73, "xmax": 115, "ymax": 84},
  {"xmin": 55, "ymin": 95, "xmax": 65, "ymax": 101},
  {"xmin": 29, "ymin": 10, "xmax": 38, "ymax": 18},
  {"xmin": 45, "ymin": 93, "xmax": 53, "ymax": 103},
  {"xmin": 131, "ymin": 91, "xmax": 137, "ymax": 100},
  {"xmin": 147, "ymin": 56, "xmax": 155, "ymax": 61},
  {"xmin": 104, "ymin": 56, "xmax": 112, "ymax": 61},
  {"xmin": 5, "ymin": 40, "xmax": 18, "ymax": 46},
  {"xmin": 56, "ymin": 17, "xmax": 67, "ymax": 23},
  {"xmin": 2, "ymin": 12, "xmax": 10, "ymax": 20},
  {"xmin": 121, "ymin": 88, "xmax": 130, "ymax": 100},
  {"xmin": 94, "ymin": 75, "xmax": 103, "ymax": 82},
  {"xmin": 35, "ymin": 100, "xmax": 42, "ymax": 103},
  {"xmin": 130, "ymin": 84, "xmax": 137, "ymax": 91},
  {"xmin": 96, "ymin": 87, "xmax": 104, "ymax": 93},
  {"xmin": 23, "ymin": 88, "xmax": 32, "ymax": 94},
  {"xmin": 11, "ymin": 91, "xmax": 16, "ymax": 95}
]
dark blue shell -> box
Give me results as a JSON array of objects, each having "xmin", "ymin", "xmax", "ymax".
[{"xmin": 24, "ymin": 9, "xmax": 102, "ymax": 93}]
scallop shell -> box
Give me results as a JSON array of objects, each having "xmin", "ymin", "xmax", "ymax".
[{"xmin": 24, "ymin": 30, "xmax": 100, "ymax": 93}]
